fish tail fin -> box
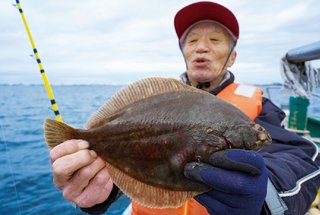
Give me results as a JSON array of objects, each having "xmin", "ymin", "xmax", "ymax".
[{"xmin": 44, "ymin": 118, "xmax": 77, "ymax": 149}]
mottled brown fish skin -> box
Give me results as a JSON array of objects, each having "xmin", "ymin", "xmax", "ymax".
[{"xmin": 73, "ymin": 91, "xmax": 271, "ymax": 192}]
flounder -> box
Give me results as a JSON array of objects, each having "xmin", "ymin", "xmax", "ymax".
[{"xmin": 44, "ymin": 77, "xmax": 271, "ymax": 208}]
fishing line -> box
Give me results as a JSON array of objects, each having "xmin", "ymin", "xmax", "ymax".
[
  {"xmin": 0, "ymin": 122, "xmax": 22, "ymax": 215},
  {"xmin": 14, "ymin": 0, "xmax": 63, "ymax": 122}
]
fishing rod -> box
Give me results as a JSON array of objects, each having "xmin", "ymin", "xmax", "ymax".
[{"xmin": 14, "ymin": 0, "xmax": 63, "ymax": 122}]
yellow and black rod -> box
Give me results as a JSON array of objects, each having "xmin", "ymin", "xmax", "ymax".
[{"xmin": 15, "ymin": 0, "xmax": 63, "ymax": 122}]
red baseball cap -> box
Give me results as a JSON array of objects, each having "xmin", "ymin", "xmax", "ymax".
[{"xmin": 174, "ymin": 1, "xmax": 239, "ymax": 42}]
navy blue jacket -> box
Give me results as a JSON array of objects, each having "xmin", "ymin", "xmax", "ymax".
[
  {"xmin": 182, "ymin": 71, "xmax": 320, "ymax": 214},
  {"xmin": 82, "ymin": 73, "xmax": 320, "ymax": 214},
  {"xmin": 257, "ymin": 98, "xmax": 320, "ymax": 214}
]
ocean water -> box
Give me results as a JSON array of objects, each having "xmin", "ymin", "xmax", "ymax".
[
  {"xmin": 0, "ymin": 84, "xmax": 319, "ymax": 215},
  {"xmin": 0, "ymin": 85, "xmax": 130, "ymax": 215}
]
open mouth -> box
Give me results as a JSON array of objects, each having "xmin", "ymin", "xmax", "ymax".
[{"xmin": 194, "ymin": 58, "xmax": 208, "ymax": 63}]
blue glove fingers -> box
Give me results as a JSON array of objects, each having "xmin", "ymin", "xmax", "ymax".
[
  {"xmin": 204, "ymin": 188, "xmax": 256, "ymax": 207},
  {"xmin": 185, "ymin": 162, "xmax": 259, "ymax": 194},
  {"xmin": 185, "ymin": 150, "xmax": 268, "ymax": 215},
  {"xmin": 195, "ymin": 193, "xmax": 231, "ymax": 215},
  {"xmin": 184, "ymin": 162, "xmax": 213, "ymax": 183},
  {"xmin": 196, "ymin": 192, "xmax": 264, "ymax": 215},
  {"xmin": 209, "ymin": 149, "xmax": 265, "ymax": 175}
]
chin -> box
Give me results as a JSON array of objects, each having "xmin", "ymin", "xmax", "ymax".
[
  {"xmin": 190, "ymin": 74, "xmax": 212, "ymax": 83},
  {"xmin": 188, "ymin": 70, "xmax": 212, "ymax": 82}
]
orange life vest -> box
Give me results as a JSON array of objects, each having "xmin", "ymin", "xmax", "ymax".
[
  {"xmin": 216, "ymin": 83, "xmax": 263, "ymax": 121},
  {"xmin": 130, "ymin": 83, "xmax": 263, "ymax": 215}
]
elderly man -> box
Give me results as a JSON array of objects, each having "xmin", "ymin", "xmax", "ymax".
[{"xmin": 49, "ymin": 2, "xmax": 320, "ymax": 215}]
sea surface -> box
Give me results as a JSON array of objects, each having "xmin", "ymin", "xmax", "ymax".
[{"xmin": 0, "ymin": 84, "xmax": 319, "ymax": 215}]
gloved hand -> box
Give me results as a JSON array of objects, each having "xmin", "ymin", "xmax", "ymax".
[{"xmin": 184, "ymin": 149, "xmax": 268, "ymax": 215}]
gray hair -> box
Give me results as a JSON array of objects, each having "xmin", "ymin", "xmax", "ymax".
[{"xmin": 179, "ymin": 20, "xmax": 237, "ymax": 51}]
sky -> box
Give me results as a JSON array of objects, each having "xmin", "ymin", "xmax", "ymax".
[{"xmin": 0, "ymin": 0, "xmax": 320, "ymax": 85}]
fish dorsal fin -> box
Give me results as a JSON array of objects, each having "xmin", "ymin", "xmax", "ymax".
[
  {"xmin": 105, "ymin": 162, "xmax": 203, "ymax": 208},
  {"xmin": 85, "ymin": 77, "xmax": 203, "ymax": 128}
]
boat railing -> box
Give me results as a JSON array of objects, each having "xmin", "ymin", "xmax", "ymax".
[{"xmin": 285, "ymin": 41, "xmax": 320, "ymax": 63}]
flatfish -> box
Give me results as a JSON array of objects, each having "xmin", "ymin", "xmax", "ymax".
[{"xmin": 44, "ymin": 77, "xmax": 271, "ymax": 208}]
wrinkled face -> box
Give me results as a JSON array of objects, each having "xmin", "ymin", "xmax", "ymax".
[{"xmin": 182, "ymin": 22, "xmax": 236, "ymax": 88}]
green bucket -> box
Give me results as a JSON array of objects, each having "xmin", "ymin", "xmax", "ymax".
[{"xmin": 288, "ymin": 96, "xmax": 310, "ymax": 131}]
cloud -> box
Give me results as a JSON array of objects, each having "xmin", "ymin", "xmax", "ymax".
[{"xmin": 1, "ymin": 0, "xmax": 319, "ymax": 85}]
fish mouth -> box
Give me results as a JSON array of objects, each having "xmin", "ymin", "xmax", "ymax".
[
  {"xmin": 253, "ymin": 124, "xmax": 272, "ymax": 146},
  {"xmin": 224, "ymin": 137, "xmax": 235, "ymax": 149}
]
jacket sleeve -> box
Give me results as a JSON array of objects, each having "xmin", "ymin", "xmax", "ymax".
[
  {"xmin": 80, "ymin": 185, "xmax": 122, "ymax": 215},
  {"xmin": 256, "ymin": 98, "xmax": 320, "ymax": 215}
]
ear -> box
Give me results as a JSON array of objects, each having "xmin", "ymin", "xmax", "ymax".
[{"xmin": 227, "ymin": 50, "xmax": 237, "ymax": 67}]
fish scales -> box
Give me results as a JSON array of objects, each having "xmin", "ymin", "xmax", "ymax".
[
  {"xmin": 82, "ymin": 93, "xmax": 229, "ymax": 186},
  {"xmin": 44, "ymin": 77, "xmax": 271, "ymax": 208}
]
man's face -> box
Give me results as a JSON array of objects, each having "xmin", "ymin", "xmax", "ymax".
[{"xmin": 182, "ymin": 22, "xmax": 236, "ymax": 86}]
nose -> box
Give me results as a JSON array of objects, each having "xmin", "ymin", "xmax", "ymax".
[{"xmin": 195, "ymin": 38, "xmax": 209, "ymax": 53}]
